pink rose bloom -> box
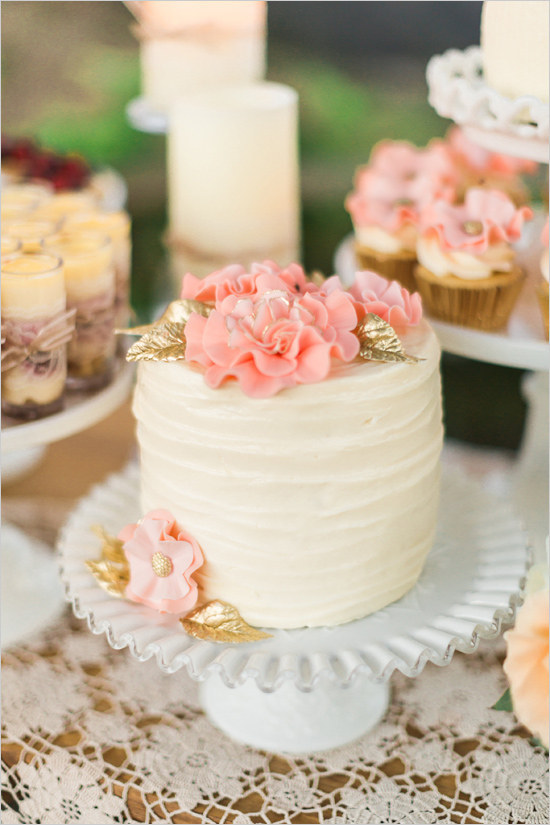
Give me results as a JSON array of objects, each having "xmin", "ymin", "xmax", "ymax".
[
  {"xmin": 180, "ymin": 261, "xmax": 309, "ymax": 304},
  {"xmin": 349, "ymin": 270, "xmax": 423, "ymax": 327},
  {"xmin": 345, "ymin": 140, "xmax": 457, "ymax": 231},
  {"xmin": 447, "ymin": 126, "xmax": 538, "ymax": 177},
  {"xmin": 185, "ymin": 288, "xmax": 359, "ymax": 398},
  {"xmin": 367, "ymin": 139, "xmax": 458, "ymax": 185},
  {"xmin": 119, "ymin": 509, "xmax": 203, "ymax": 615},
  {"xmin": 503, "ymin": 589, "xmax": 549, "ymax": 748},
  {"xmin": 420, "ymin": 188, "xmax": 533, "ymax": 253}
]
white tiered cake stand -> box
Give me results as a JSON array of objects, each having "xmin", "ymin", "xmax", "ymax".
[
  {"xmin": 1, "ymin": 360, "xmax": 135, "ymax": 648},
  {"xmin": 59, "ymin": 461, "xmax": 529, "ymax": 753}
]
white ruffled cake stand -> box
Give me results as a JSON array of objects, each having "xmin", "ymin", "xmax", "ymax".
[
  {"xmin": 59, "ymin": 461, "xmax": 529, "ymax": 753},
  {"xmin": 1, "ymin": 361, "xmax": 135, "ymax": 649}
]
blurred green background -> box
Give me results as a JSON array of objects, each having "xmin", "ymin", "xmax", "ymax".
[{"xmin": 1, "ymin": 1, "xmax": 535, "ymax": 450}]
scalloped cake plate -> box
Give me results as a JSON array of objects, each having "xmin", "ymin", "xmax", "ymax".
[{"xmin": 59, "ymin": 462, "xmax": 529, "ymax": 694}]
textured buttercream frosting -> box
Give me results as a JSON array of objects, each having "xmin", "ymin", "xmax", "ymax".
[{"xmin": 133, "ymin": 319, "xmax": 443, "ymax": 629}]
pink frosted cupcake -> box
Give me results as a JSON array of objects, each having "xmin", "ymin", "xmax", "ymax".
[
  {"xmin": 415, "ymin": 188, "xmax": 532, "ymax": 330},
  {"xmin": 538, "ymin": 218, "xmax": 549, "ymax": 339},
  {"xmin": 446, "ymin": 126, "xmax": 538, "ymax": 205},
  {"xmin": 345, "ymin": 140, "xmax": 458, "ymax": 292}
]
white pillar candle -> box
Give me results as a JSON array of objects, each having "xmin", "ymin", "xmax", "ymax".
[
  {"xmin": 168, "ymin": 82, "xmax": 300, "ymax": 281},
  {"xmin": 45, "ymin": 231, "xmax": 116, "ymax": 389},
  {"xmin": 131, "ymin": 1, "xmax": 266, "ymax": 113},
  {"xmin": 1, "ymin": 253, "xmax": 67, "ymax": 417}
]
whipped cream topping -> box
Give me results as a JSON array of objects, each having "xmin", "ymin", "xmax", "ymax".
[
  {"xmin": 354, "ymin": 224, "xmax": 418, "ymax": 254},
  {"xmin": 417, "ymin": 236, "xmax": 515, "ymax": 280}
]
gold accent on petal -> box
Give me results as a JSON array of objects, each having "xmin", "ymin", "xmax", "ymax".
[
  {"xmin": 355, "ymin": 313, "xmax": 422, "ymax": 365},
  {"xmin": 126, "ymin": 321, "xmax": 187, "ymax": 362},
  {"xmin": 86, "ymin": 526, "xmax": 129, "ymax": 597},
  {"xmin": 180, "ymin": 600, "xmax": 272, "ymax": 643},
  {"xmin": 463, "ymin": 220, "xmax": 483, "ymax": 236},
  {"xmin": 309, "ymin": 270, "xmax": 326, "ymax": 287},
  {"xmin": 151, "ymin": 551, "xmax": 172, "ymax": 577},
  {"xmin": 116, "ymin": 299, "xmax": 213, "ymax": 336}
]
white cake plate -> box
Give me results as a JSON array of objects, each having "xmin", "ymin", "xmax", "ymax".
[
  {"xmin": 426, "ymin": 46, "xmax": 549, "ymax": 163},
  {"xmin": 1, "ymin": 361, "xmax": 135, "ymax": 650},
  {"xmin": 125, "ymin": 97, "xmax": 168, "ymax": 135},
  {"xmin": 59, "ymin": 462, "xmax": 529, "ymax": 753}
]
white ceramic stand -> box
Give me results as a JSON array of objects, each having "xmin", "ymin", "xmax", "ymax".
[
  {"xmin": 59, "ymin": 462, "xmax": 528, "ymax": 753},
  {"xmin": 200, "ymin": 673, "xmax": 390, "ymax": 753},
  {"xmin": 1, "ymin": 361, "xmax": 135, "ymax": 649},
  {"xmin": 126, "ymin": 97, "xmax": 168, "ymax": 135}
]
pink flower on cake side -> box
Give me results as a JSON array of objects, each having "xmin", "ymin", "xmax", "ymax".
[
  {"xmin": 119, "ymin": 509, "xmax": 203, "ymax": 614},
  {"xmin": 185, "ymin": 288, "xmax": 359, "ymax": 398},
  {"xmin": 180, "ymin": 261, "xmax": 309, "ymax": 304},
  {"xmin": 420, "ymin": 188, "xmax": 533, "ymax": 253},
  {"xmin": 349, "ymin": 270, "xmax": 423, "ymax": 327}
]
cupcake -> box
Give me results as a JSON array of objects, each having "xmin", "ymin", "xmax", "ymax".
[
  {"xmin": 345, "ymin": 140, "xmax": 458, "ymax": 292},
  {"xmin": 415, "ymin": 188, "xmax": 532, "ymax": 330},
  {"xmin": 446, "ymin": 126, "xmax": 538, "ymax": 205},
  {"xmin": 538, "ymin": 218, "xmax": 549, "ymax": 339}
]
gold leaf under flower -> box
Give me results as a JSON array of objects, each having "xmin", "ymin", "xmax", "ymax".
[
  {"xmin": 126, "ymin": 321, "xmax": 187, "ymax": 362},
  {"xmin": 86, "ymin": 526, "xmax": 129, "ymax": 597},
  {"xmin": 180, "ymin": 600, "xmax": 272, "ymax": 643},
  {"xmin": 309, "ymin": 270, "xmax": 326, "ymax": 287},
  {"xmin": 116, "ymin": 298, "xmax": 213, "ymax": 336},
  {"xmin": 356, "ymin": 313, "xmax": 422, "ymax": 365}
]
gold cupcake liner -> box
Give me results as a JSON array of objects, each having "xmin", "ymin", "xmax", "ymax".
[
  {"xmin": 354, "ymin": 243, "xmax": 418, "ymax": 293},
  {"xmin": 414, "ymin": 264, "xmax": 525, "ymax": 331},
  {"xmin": 537, "ymin": 281, "xmax": 549, "ymax": 340}
]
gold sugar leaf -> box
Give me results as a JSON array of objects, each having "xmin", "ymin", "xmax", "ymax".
[
  {"xmin": 126, "ymin": 321, "xmax": 187, "ymax": 362},
  {"xmin": 356, "ymin": 313, "xmax": 422, "ymax": 365},
  {"xmin": 180, "ymin": 600, "xmax": 272, "ymax": 644},
  {"xmin": 116, "ymin": 298, "xmax": 213, "ymax": 336},
  {"xmin": 86, "ymin": 525, "xmax": 129, "ymax": 597}
]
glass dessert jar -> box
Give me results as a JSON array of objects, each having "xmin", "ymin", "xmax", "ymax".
[
  {"xmin": 45, "ymin": 231, "xmax": 116, "ymax": 390},
  {"xmin": 1, "ymin": 253, "xmax": 72, "ymax": 419}
]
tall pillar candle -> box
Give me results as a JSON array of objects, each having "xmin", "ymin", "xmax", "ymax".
[
  {"xmin": 168, "ymin": 82, "xmax": 300, "ymax": 284},
  {"xmin": 45, "ymin": 232, "xmax": 116, "ymax": 390},
  {"xmin": 1, "ymin": 253, "xmax": 69, "ymax": 419},
  {"xmin": 128, "ymin": 1, "xmax": 267, "ymax": 113}
]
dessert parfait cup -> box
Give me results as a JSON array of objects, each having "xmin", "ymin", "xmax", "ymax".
[
  {"xmin": 1, "ymin": 253, "xmax": 68, "ymax": 419},
  {"xmin": 45, "ymin": 231, "xmax": 116, "ymax": 391}
]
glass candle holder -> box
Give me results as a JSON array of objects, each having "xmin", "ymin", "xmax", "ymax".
[
  {"xmin": 1, "ymin": 237, "xmax": 22, "ymax": 258},
  {"xmin": 1, "ymin": 253, "xmax": 68, "ymax": 419},
  {"xmin": 34, "ymin": 190, "xmax": 98, "ymax": 223},
  {"xmin": 64, "ymin": 210, "xmax": 132, "ymax": 336},
  {"xmin": 45, "ymin": 231, "xmax": 116, "ymax": 391},
  {"xmin": 3, "ymin": 218, "xmax": 60, "ymax": 253},
  {"xmin": 1, "ymin": 181, "xmax": 54, "ymax": 215}
]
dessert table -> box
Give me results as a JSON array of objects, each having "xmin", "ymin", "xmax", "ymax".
[{"xmin": 2, "ymin": 404, "xmax": 548, "ymax": 825}]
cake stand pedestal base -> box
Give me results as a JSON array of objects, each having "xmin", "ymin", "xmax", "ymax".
[{"xmin": 200, "ymin": 673, "xmax": 390, "ymax": 753}]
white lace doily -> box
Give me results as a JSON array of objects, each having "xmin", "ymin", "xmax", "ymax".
[
  {"xmin": 2, "ymin": 619, "xmax": 548, "ymax": 824},
  {"xmin": 426, "ymin": 46, "xmax": 549, "ymax": 162},
  {"xmin": 59, "ymin": 463, "xmax": 529, "ymax": 692}
]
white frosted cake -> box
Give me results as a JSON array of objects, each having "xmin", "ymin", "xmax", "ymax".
[
  {"xmin": 481, "ymin": 0, "xmax": 549, "ymax": 102},
  {"xmin": 130, "ymin": 263, "xmax": 443, "ymax": 629}
]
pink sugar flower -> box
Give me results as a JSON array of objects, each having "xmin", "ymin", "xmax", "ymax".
[
  {"xmin": 185, "ymin": 288, "xmax": 359, "ymax": 398},
  {"xmin": 349, "ymin": 270, "xmax": 423, "ymax": 327},
  {"xmin": 446, "ymin": 126, "xmax": 538, "ymax": 177},
  {"xmin": 420, "ymin": 188, "xmax": 533, "ymax": 253},
  {"xmin": 119, "ymin": 510, "xmax": 203, "ymax": 615},
  {"xmin": 365, "ymin": 139, "xmax": 458, "ymax": 188},
  {"xmin": 180, "ymin": 261, "xmax": 309, "ymax": 305}
]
